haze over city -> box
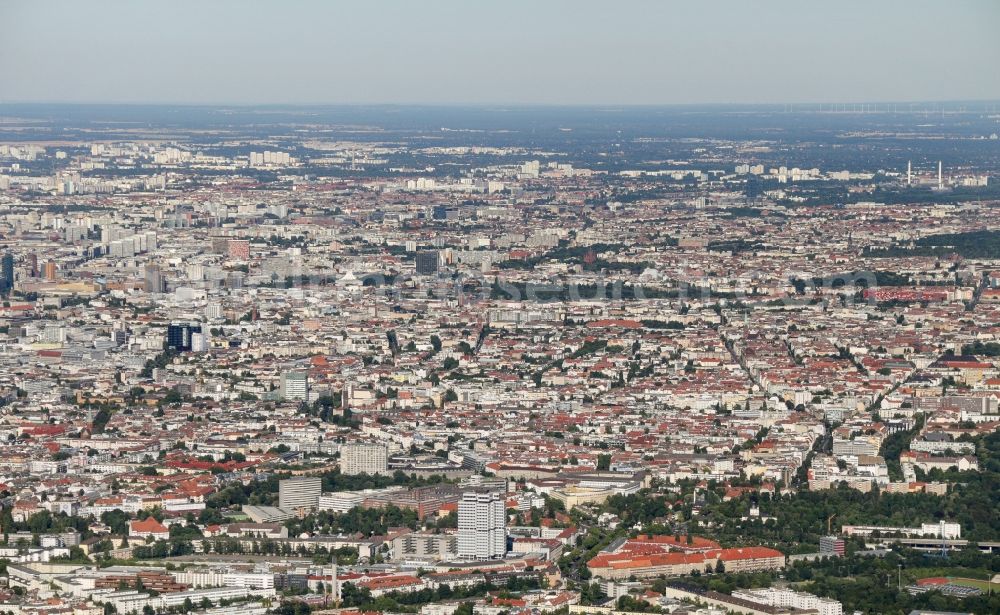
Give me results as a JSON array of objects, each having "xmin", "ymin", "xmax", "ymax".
[{"xmin": 2, "ymin": 0, "xmax": 1000, "ymax": 105}]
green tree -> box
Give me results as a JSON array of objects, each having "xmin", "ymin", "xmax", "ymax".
[{"xmin": 596, "ymin": 453, "xmax": 612, "ymax": 471}]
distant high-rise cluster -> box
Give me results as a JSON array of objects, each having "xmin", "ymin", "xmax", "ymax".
[{"xmin": 249, "ymin": 151, "xmax": 293, "ymax": 167}]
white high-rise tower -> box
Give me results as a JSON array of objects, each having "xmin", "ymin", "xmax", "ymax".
[
  {"xmin": 938, "ymin": 161, "xmax": 943, "ymax": 190},
  {"xmin": 457, "ymin": 491, "xmax": 506, "ymax": 560},
  {"xmin": 907, "ymin": 161, "xmax": 912, "ymax": 186}
]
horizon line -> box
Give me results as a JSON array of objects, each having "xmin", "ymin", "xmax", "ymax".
[{"xmin": 2, "ymin": 99, "xmax": 1000, "ymax": 109}]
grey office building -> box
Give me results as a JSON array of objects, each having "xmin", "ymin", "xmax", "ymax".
[
  {"xmin": 278, "ymin": 477, "xmax": 322, "ymax": 511},
  {"xmin": 415, "ymin": 251, "xmax": 439, "ymax": 275}
]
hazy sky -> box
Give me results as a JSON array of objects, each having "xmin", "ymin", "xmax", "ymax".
[{"xmin": 2, "ymin": 0, "xmax": 999, "ymax": 105}]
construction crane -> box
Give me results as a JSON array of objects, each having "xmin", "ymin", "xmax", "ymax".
[{"xmin": 827, "ymin": 513, "xmax": 836, "ymax": 534}]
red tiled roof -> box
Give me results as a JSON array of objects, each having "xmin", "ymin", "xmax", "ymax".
[
  {"xmin": 589, "ymin": 550, "xmax": 705, "ymax": 570},
  {"xmin": 359, "ymin": 575, "xmax": 422, "ymax": 591},
  {"xmin": 130, "ymin": 518, "xmax": 168, "ymax": 534},
  {"xmin": 713, "ymin": 547, "xmax": 784, "ymax": 561}
]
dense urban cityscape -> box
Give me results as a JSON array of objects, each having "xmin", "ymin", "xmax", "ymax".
[
  {"xmin": 2, "ymin": 2, "xmax": 1000, "ymax": 615},
  {"xmin": 0, "ymin": 102, "xmax": 997, "ymax": 615}
]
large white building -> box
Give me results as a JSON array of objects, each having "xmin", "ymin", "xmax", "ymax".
[
  {"xmin": 173, "ymin": 570, "xmax": 276, "ymax": 591},
  {"xmin": 249, "ymin": 151, "xmax": 292, "ymax": 166},
  {"xmin": 278, "ymin": 477, "xmax": 321, "ymax": 511},
  {"xmin": 340, "ymin": 443, "xmax": 389, "ymax": 476},
  {"xmin": 841, "ymin": 521, "xmax": 961, "ymax": 540},
  {"xmin": 457, "ymin": 491, "xmax": 506, "ymax": 560},
  {"xmin": 318, "ymin": 491, "xmax": 366, "ymax": 513},
  {"xmin": 280, "ymin": 371, "xmax": 309, "ymax": 402},
  {"xmin": 733, "ymin": 588, "xmax": 843, "ymax": 615}
]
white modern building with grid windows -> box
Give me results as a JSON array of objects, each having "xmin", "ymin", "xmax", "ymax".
[
  {"xmin": 457, "ymin": 491, "xmax": 506, "ymax": 560},
  {"xmin": 340, "ymin": 442, "xmax": 389, "ymax": 476}
]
